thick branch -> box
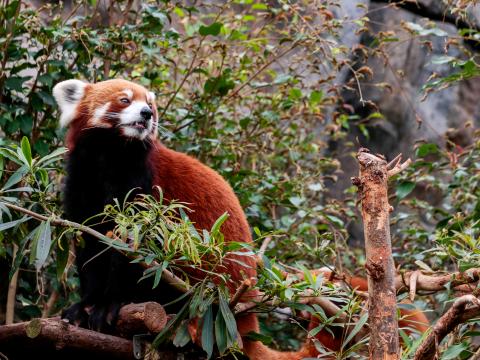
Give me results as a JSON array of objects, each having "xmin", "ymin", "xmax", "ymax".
[
  {"xmin": 414, "ymin": 295, "xmax": 480, "ymax": 360},
  {"xmin": 396, "ymin": 268, "xmax": 480, "ymax": 295},
  {"xmin": 0, "ymin": 302, "xmax": 173, "ymax": 359},
  {"xmin": 0, "ymin": 318, "xmax": 133, "ymax": 359},
  {"xmin": 116, "ymin": 302, "xmax": 168, "ymax": 337},
  {"xmin": 356, "ymin": 148, "xmax": 399, "ymax": 360}
]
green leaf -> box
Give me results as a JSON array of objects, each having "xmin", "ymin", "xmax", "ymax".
[
  {"xmin": 153, "ymin": 261, "xmax": 168, "ymax": 289},
  {"xmin": 396, "ymin": 181, "xmax": 415, "ymax": 200},
  {"xmin": 201, "ymin": 305, "xmax": 214, "ymax": 359},
  {"xmin": 2, "ymin": 165, "xmax": 28, "ymax": 190},
  {"xmin": 309, "ymin": 90, "xmax": 323, "ymax": 105},
  {"xmin": 416, "ymin": 143, "xmax": 438, "ymax": 157},
  {"xmin": 21, "ymin": 137, "xmax": 32, "ymax": 167},
  {"xmin": 199, "ymin": 22, "xmax": 223, "ymax": 36},
  {"xmin": 153, "ymin": 300, "xmax": 190, "ymax": 348},
  {"xmin": 0, "ymin": 216, "xmax": 29, "ymax": 231},
  {"xmin": 289, "ymin": 196, "xmax": 304, "ymax": 207},
  {"xmin": 440, "ymin": 342, "xmax": 469, "ymax": 360},
  {"xmin": 173, "ymin": 320, "xmax": 191, "ymax": 347},
  {"xmin": 5, "ymin": 76, "xmax": 28, "ymax": 92},
  {"xmin": 210, "ymin": 212, "xmax": 229, "ymax": 236},
  {"xmin": 405, "ymin": 22, "xmax": 448, "ymax": 37},
  {"xmin": 57, "ymin": 238, "xmax": 69, "ymax": 279},
  {"xmin": 35, "ymin": 221, "xmax": 52, "ymax": 270},
  {"xmin": 342, "ymin": 312, "xmax": 368, "ymax": 347},
  {"xmin": 36, "ymin": 147, "xmax": 68, "ymax": 167},
  {"xmin": 325, "ymin": 214, "xmax": 344, "ymax": 228},
  {"xmin": 218, "ymin": 288, "xmax": 237, "ymax": 340},
  {"xmin": 0, "ymin": 148, "xmax": 23, "ymax": 165},
  {"xmin": 215, "ymin": 310, "xmax": 228, "ymax": 354},
  {"xmin": 9, "ymin": 226, "xmax": 37, "ymax": 280}
]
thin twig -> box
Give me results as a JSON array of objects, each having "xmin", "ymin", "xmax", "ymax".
[
  {"xmin": 387, "ymin": 158, "xmax": 412, "ymax": 177},
  {"xmin": 257, "ymin": 236, "xmax": 272, "ymax": 258},
  {"xmin": 226, "ymin": 41, "xmax": 302, "ymax": 101},
  {"xmin": 229, "ymin": 279, "xmax": 252, "ymax": 308},
  {"xmin": 387, "ymin": 153, "xmax": 402, "ymax": 170}
]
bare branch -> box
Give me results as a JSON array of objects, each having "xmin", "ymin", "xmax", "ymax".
[
  {"xmin": 229, "ymin": 279, "xmax": 252, "ymax": 309},
  {"xmin": 409, "ymin": 270, "xmax": 420, "ymax": 301},
  {"xmin": 414, "ymin": 295, "xmax": 480, "ymax": 360},
  {"xmin": 396, "ymin": 268, "xmax": 480, "ymax": 293},
  {"xmin": 387, "ymin": 158, "xmax": 412, "ymax": 177}
]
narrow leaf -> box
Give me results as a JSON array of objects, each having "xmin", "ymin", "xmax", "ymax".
[
  {"xmin": 56, "ymin": 238, "xmax": 69, "ymax": 279},
  {"xmin": 20, "ymin": 136, "xmax": 32, "ymax": 167},
  {"xmin": 218, "ymin": 288, "xmax": 237, "ymax": 340},
  {"xmin": 0, "ymin": 216, "xmax": 29, "ymax": 231},
  {"xmin": 215, "ymin": 310, "xmax": 228, "ymax": 354},
  {"xmin": 201, "ymin": 305, "xmax": 214, "ymax": 359},
  {"xmin": 35, "ymin": 221, "xmax": 52, "ymax": 270},
  {"xmin": 2, "ymin": 165, "xmax": 28, "ymax": 190},
  {"xmin": 172, "ymin": 320, "xmax": 191, "ymax": 347},
  {"xmin": 342, "ymin": 312, "xmax": 368, "ymax": 347}
]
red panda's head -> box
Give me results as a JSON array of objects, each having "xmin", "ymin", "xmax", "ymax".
[{"xmin": 53, "ymin": 79, "xmax": 158, "ymax": 148}]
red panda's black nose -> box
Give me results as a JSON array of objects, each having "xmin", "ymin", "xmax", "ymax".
[{"xmin": 140, "ymin": 107, "xmax": 153, "ymax": 121}]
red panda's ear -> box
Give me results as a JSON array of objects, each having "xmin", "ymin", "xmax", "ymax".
[{"xmin": 53, "ymin": 79, "xmax": 88, "ymax": 127}]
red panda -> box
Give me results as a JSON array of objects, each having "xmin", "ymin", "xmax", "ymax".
[{"xmin": 53, "ymin": 79, "xmax": 428, "ymax": 359}]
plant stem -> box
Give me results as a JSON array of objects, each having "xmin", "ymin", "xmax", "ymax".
[{"xmin": 6, "ymin": 243, "xmax": 19, "ymax": 324}]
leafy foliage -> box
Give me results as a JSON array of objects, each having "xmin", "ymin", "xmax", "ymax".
[{"xmin": 2, "ymin": 0, "xmax": 480, "ymax": 359}]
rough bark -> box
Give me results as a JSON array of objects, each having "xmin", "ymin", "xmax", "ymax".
[
  {"xmin": 0, "ymin": 302, "xmax": 171, "ymax": 360},
  {"xmin": 354, "ymin": 148, "xmax": 400, "ymax": 360},
  {"xmin": 0, "ymin": 318, "xmax": 133, "ymax": 359},
  {"xmin": 116, "ymin": 301, "xmax": 168, "ymax": 337}
]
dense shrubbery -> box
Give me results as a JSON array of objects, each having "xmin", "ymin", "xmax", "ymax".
[{"xmin": 2, "ymin": 0, "xmax": 480, "ymax": 359}]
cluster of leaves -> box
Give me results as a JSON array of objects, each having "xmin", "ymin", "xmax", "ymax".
[{"xmin": 0, "ymin": 137, "xmax": 361, "ymax": 358}]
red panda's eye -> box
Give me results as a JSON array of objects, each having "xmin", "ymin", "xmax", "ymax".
[{"xmin": 120, "ymin": 98, "xmax": 130, "ymax": 104}]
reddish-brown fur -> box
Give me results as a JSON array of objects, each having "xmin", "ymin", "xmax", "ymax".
[{"xmin": 64, "ymin": 79, "xmax": 428, "ymax": 360}]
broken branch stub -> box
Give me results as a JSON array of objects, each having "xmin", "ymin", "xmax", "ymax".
[{"xmin": 355, "ymin": 148, "xmax": 400, "ymax": 360}]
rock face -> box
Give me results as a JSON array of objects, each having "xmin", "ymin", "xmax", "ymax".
[
  {"xmin": 340, "ymin": 1, "xmax": 480, "ymax": 159},
  {"xmin": 331, "ymin": 0, "xmax": 480, "ymax": 240}
]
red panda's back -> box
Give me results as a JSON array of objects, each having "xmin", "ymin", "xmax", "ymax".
[{"xmin": 148, "ymin": 141, "xmax": 257, "ymax": 290}]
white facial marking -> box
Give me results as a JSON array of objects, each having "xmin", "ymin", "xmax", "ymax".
[
  {"xmin": 52, "ymin": 79, "xmax": 87, "ymax": 127},
  {"xmin": 119, "ymin": 100, "xmax": 153, "ymax": 140},
  {"xmin": 91, "ymin": 102, "xmax": 111, "ymax": 126},
  {"xmin": 122, "ymin": 89, "xmax": 133, "ymax": 99},
  {"xmin": 148, "ymin": 91, "xmax": 156, "ymax": 102}
]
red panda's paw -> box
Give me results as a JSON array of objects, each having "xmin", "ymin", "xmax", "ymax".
[{"xmin": 61, "ymin": 302, "xmax": 89, "ymax": 328}]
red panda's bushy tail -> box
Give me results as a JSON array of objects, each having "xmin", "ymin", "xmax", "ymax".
[{"xmin": 236, "ymin": 276, "xmax": 430, "ymax": 360}]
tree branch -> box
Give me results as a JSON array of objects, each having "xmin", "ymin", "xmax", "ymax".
[
  {"xmin": 0, "ymin": 302, "xmax": 174, "ymax": 359},
  {"xmin": 414, "ymin": 295, "xmax": 480, "ymax": 360}
]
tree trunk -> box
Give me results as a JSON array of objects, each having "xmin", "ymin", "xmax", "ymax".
[{"xmin": 355, "ymin": 148, "xmax": 400, "ymax": 360}]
